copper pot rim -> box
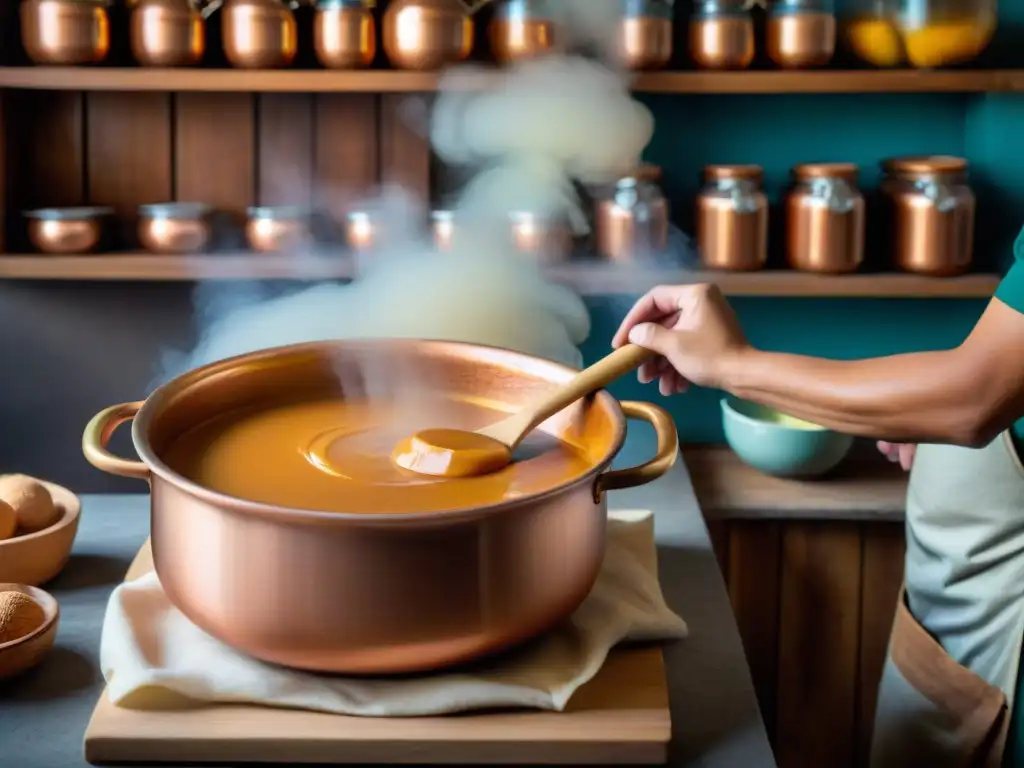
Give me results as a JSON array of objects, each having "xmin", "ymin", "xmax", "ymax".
[
  {"xmin": 704, "ymin": 164, "xmax": 763, "ymax": 182},
  {"xmin": 881, "ymin": 155, "xmax": 968, "ymax": 176},
  {"xmin": 23, "ymin": 206, "xmax": 114, "ymax": 221},
  {"xmin": 792, "ymin": 162, "xmax": 858, "ymax": 181},
  {"xmin": 131, "ymin": 339, "xmax": 630, "ymax": 527}
]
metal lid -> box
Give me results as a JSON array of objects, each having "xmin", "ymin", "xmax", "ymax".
[
  {"xmin": 623, "ymin": 0, "xmax": 673, "ymax": 20},
  {"xmin": 247, "ymin": 205, "xmax": 312, "ymax": 219},
  {"xmin": 494, "ymin": 0, "xmax": 558, "ymax": 19},
  {"xmin": 315, "ymin": 0, "xmax": 372, "ymax": 9},
  {"xmin": 139, "ymin": 202, "xmax": 212, "ymax": 218},
  {"xmin": 704, "ymin": 164, "xmax": 763, "ymax": 182},
  {"xmin": 693, "ymin": 0, "xmax": 750, "ymax": 19},
  {"xmin": 881, "ymin": 156, "xmax": 968, "ymax": 176},
  {"xmin": 770, "ymin": 0, "xmax": 834, "ymax": 15},
  {"xmin": 792, "ymin": 162, "xmax": 858, "ymax": 182},
  {"xmin": 23, "ymin": 206, "xmax": 114, "ymax": 220}
]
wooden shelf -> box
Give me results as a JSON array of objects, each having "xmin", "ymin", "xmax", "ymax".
[
  {"xmin": 0, "ymin": 254, "xmax": 1002, "ymax": 296},
  {"xmin": 684, "ymin": 445, "xmax": 908, "ymax": 522},
  {"xmin": 0, "ymin": 67, "xmax": 1019, "ymax": 94}
]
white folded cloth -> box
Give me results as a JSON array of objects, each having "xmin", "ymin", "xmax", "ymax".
[{"xmin": 100, "ymin": 509, "xmax": 687, "ymax": 717}]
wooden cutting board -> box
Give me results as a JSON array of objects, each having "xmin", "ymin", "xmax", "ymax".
[{"xmin": 84, "ymin": 540, "xmax": 671, "ymax": 765}]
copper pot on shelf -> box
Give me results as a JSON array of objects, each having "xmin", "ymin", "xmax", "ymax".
[
  {"xmin": 382, "ymin": 0, "xmax": 475, "ymax": 71},
  {"xmin": 20, "ymin": 0, "xmax": 111, "ymax": 65},
  {"xmin": 221, "ymin": 0, "xmax": 298, "ymax": 69},
  {"xmin": 489, "ymin": 0, "xmax": 558, "ymax": 64},
  {"xmin": 765, "ymin": 0, "xmax": 836, "ymax": 69},
  {"xmin": 696, "ymin": 164, "xmax": 768, "ymax": 271},
  {"xmin": 594, "ymin": 164, "xmax": 669, "ymax": 263},
  {"xmin": 24, "ymin": 207, "xmax": 113, "ymax": 254},
  {"xmin": 138, "ymin": 203, "xmax": 213, "ymax": 254},
  {"xmin": 508, "ymin": 211, "xmax": 573, "ymax": 263},
  {"xmin": 431, "ymin": 209, "xmax": 455, "ymax": 251},
  {"xmin": 82, "ymin": 339, "xmax": 678, "ymax": 674},
  {"xmin": 689, "ymin": 0, "xmax": 754, "ymax": 70},
  {"xmin": 313, "ymin": 0, "xmax": 375, "ymax": 69},
  {"xmin": 130, "ymin": 0, "xmax": 208, "ymax": 66},
  {"xmin": 785, "ymin": 163, "xmax": 864, "ymax": 274},
  {"xmin": 617, "ymin": 0, "xmax": 673, "ymax": 70},
  {"xmin": 881, "ymin": 155, "xmax": 975, "ymax": 277},
  {"xmin": 246, "ymin": 206, "xmax": 313, "ymax": 252}
]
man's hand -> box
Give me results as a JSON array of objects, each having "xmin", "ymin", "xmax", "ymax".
[{"xmin": 877, "ymin": 441, "xmax": 916, "ymax": 471}]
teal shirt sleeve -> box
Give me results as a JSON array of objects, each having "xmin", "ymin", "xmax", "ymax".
[{"xmin": 995, "ymin": 227, "xmax": 1024, "ymax": 314}]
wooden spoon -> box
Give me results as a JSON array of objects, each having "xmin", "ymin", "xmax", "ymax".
[{"xmin": 392, "ymin": 344, "xmax": 656, "ymax": 478}]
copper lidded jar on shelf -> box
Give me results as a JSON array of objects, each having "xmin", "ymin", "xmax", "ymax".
[
  {"xmin": 766, "ymin": 0, "xmax": 836, "ymax": 68},
  {"xmin": 489, "ymin": 0, "xmax": 558, "ymax": 64},
  {"xmin": 881, "ymin": 155, "xmax": 975, "ymax": 277},
  {"xmin": 617, "ymin": 0, "xmax": 674, "ymax": 71},
  {"xmin": 696, "ymin": 164, "xmax": 768, "ymax": 271},
  {"xmin": 130, "ymin": 0, "xmax": 207, "ymax": 66},
  {"xmin": 221, "ymin": 0, "xmax": 298, "ymax": 69},
  {"xmin": 383, "ymin": 0, "xmax": 474, "ymax": 71},
  {"xmin": 785, "ymin": 162, "xmax": 864, "ymax": 273},
  {"xmin": 689, "ymin": 0, "xmax": 755, "ymax": 70},
  {"xmin": 314, "ymin": 0, "xmax": 375, "ymax": 69},
  {"xmin": 20, "ymin": 0, "xmax": 111, "ymax": 65},
  {"xmin": 594, "ymin": 164, "xmax": 669, "ymax": 263}
]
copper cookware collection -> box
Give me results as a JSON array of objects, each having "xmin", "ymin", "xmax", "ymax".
[
  {"xmin": 784, "ymin": 162, "xmax": 864, "ymax": 274},
  {"xmin": 82, "ymin": 340, "xmax": 679, "ymax": 673},
  {"xmin": 23, "ymin": 207, "xmax": 113, "ymax": 254},
  {"xmin": 138, "ymin": 203, "xmax": 214, "ymax": 253},
  {"xmin": 696, "ymin": 164, "xmax": 769, "ymax": 271}
]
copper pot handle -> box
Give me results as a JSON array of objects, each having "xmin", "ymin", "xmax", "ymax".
[
  {"xmin": 594, "ymin": 400, "xmax": 679, "ymax": 501},
  {"xmin": 82, "ymin": 401, "xmax": 151, "ymax": 481}
]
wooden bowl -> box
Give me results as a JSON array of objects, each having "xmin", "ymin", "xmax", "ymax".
[
  {"xmin": 0, "ymin": 482, "xmax": 81, "ymax": 586},
  {"xmin": 0, "ymin": 584, "xmax": 59, "ymax": 680}
]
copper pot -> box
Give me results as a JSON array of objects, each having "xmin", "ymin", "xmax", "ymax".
[
  {"xmin": 881, "ymin": 156, "xmax": 975, "ymax": 277},
  {"xmin": 689, "ymin": 0, "xmax": 754, "ymax": 70},
  {"xmin": 785, "ymin": 163, "xmax": 864, "ymax": 273},
  {"xmin": 314, "ymin": 0, "xmax": 375, "ymax": 69},
  {"xmin": 382, "ymin": 0, "xmax": 474, "ymax": 71},
  {"xmin": 696, "ymin": 164, "xmax": 768, "ymax": 271},
  {"xmin": 130, "ymin": 0, "xmax": 206, "ymax": 66},
  {"xmin": 594, "ymin": 164, "xmax": 669, "ymax": 263},
  {"xmin": 489, "ymin": 0, "xmax": 557, "ymax": 64},
  {"xmin": 766, "ymin": 4, "xmax": 836, "ymax": 68},
  {"xmin": 509, "ymin": 211, "xmax": 573, "ymax": 263},
  {"xmin": 82, "ymin": 340, "xmax": 678, "ymax": 674},
  {"xmin": 221, "ymin": 0, "xmax": 297, "ymax": 68},
  {"xmin": 24, "ymin": 207, "xmax": 112, "ymax": 254},
  {"xmin": 138, "ymin": 202, "xmax": 213, "ymax": 253},
  {"xmin": 432, "ymin": 209, "xmax": 455, "ymax": 251},
  {"xmin": 618, "ymin": 0, "xmax": 673, "ymax": 70},
  {"xmin": 245, "ymin": 206, "xmax": 312, "ymax": 252},
  {"xmin": 20, "ymin": 0, "xmax": 111, "ymax": 65}
]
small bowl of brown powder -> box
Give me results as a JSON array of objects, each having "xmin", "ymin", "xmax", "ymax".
[{"xmin": 0, "ymin": 584, "xmax": 59, "ymax": 680}]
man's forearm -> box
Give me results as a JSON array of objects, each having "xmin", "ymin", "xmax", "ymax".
[{"xmin": 719, "ymin": 347, "xmax": 993, "ymax": 446}]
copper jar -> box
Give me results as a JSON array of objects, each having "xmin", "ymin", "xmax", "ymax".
[
  {"xmin": 130, "ymin": 0, "xmax": 206, "ymax": 66},
  {"xmin": 594, "ymin": 165, "xmax": 669, "ymax": 263},
  {"xmin": 345, "ymin": 210, "xmax": 379, "ymax": 253},
  {"xmin": 509, "ymin": 211, "xmax": 573, "ymax": 263},
  {"xmin": 432, "ymin": 210, "xmax": 455, "ymax": 251},
  {"xmin": 689, "ymin": 0, "xmax": 754, "ymax": 70},
  {"xmin": 382, "ymin": 0, "xmax": 474, "ymax": 71},
  {"xmin": 221, "ymin": 0, "xmax": 297, "ymax": 68},
  {"xmin": 23, "ymin": 207, "xmax": 112, "ymax": 254},
  {"xmin": 881, "ymin": 156, "xmax": 975, "ymax": 277},
  {"xmin": 20, "ymin": 0, "xmax": 111, "ymax": 65},
  {"xmin": 489, "ymin": 0, "xmax": 557, "ymax": 64},
  {"xmin": 785, "ymin": 163, "xmax": 864, "ymax": 274},
  {"xmin": 82, "ymin": 340, "xmax": 678, "ymax": 674},
  {"xmin": 245, "ymin": 206, "xmax": 312, "ymax": 252},
  {"xmin": 138, "ymin": 203, "xmax": 213, "ymax": 254},
  {"xmin": 696, "ymin": 165, "xmax": 768, "ymax": 271},
  {"xmin": 313, "ymin": 0, "xmax": 375, "ymax": 69},
  {"xmin": 766, "ymin": 0, "xmax": 835, "ymax": 68},
  {"xmin": 617, "ymin": 0, "xmax": 673, "ymax": 71}
]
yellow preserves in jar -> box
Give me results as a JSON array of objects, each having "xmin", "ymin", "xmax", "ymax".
[
  {"xmin": 846, "ymin": 17, "xmax": 903, "ymax": 66},
  {"xmin": 902, "ymin": 14, "xmax": 995, "ymax": 67}
]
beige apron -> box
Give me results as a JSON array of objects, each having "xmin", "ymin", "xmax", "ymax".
[{"xmin": 871, "ymin": 433, "xmax": 1024, "ymax": 767}]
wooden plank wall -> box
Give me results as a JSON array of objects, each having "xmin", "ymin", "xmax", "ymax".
[{"xmin": 2, "ymin": 91, "xmax": 912, "ymax": 767}]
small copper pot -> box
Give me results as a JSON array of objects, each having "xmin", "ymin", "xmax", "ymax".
[
  {"xmin": 314, "ymin": 0, "xmax": 375, "ymax": 69},
  {"xmin": 432, "ymin": 210, "xmax": 455, "ymax": 251},
  {"xmin": 345, "ymin": 210, "xmax": 379, "ymax": 253},
  {"xmin": 696, "ymin": 164, "xmax": 768, "ymax": 271},
  {"xmin": 20, "ymin": 0, "xmax": 111, "ymax": 65},
  {"xmin": 130, "ymin": 0, "xmax": 206, "ymax": 66},
  {"xmin": 24, "ymin": 207, "xmax": 112, "ymax": 254},
  {"xmin": 221, "ymin": 0, "xmax": 298, "ymax": 69},
  {"xmin": 766, "ymin": 6, "xmax": 836, "ymax": 69},
  {"xmin": 785, "ymin": 163, "xmax": 864, "ymax": 274},
  {"xmin": 138, "ymin": 203, "xmax": 213, "ymax": 254},
  {"xmin": 689, "ymin": 0, "xmax": 754, "ymax": 70},
  {"xmin": 489, "ymin": 0, "xmax": 557, "ymax": 64},
  {"xmin": 594, "ymin": 165, "xmax": 669, "ymax": 263},
  {"xmin": 245, "ymin": 206, "xmax": 312, "ymax": 252},
  {"xmin": 82, "ymin": 340, "xmax": 678, "ymax": 674},
  {"xmin": 382, "ymin": 0, "xmax": 474, "ymax": 71},
  {"xmin": 618, "ymin": 0, "xmax": 673, "ymax": 70},
  {"xmin": 509, "ymin": 211, "xmax": 573, "ymax": 263}
]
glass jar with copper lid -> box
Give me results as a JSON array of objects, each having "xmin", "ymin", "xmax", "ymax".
[
  {"xmin": 767, "ymin": 0, "xmax": 836, "ymax": 68},
  {"xmin": 594, "ymin": 164, "xmax": 669, "ymax": 264},
  {"xmin": 696, "ymin": 164, "xmax": 768, "ymax": 271},
  {"xmin": 785, "ymin": 162, "xmax": 864, "ymax": 274},
  {"xmin": 880, "ymin": 155, "xmax": 975, "ymax": 277},
  {"xmin": 689, "ymin": 0, "xmax": 755, "ymax": 70}
]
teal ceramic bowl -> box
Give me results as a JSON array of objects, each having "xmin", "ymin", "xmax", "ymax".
[{"xmin": 721, "ymin": 397, "xmax": 854, "ymax": 478}]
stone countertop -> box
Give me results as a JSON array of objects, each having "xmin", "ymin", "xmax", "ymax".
[{"xmin": 0, "ymin": 446, "xmax": 775, "ymax": 768}]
